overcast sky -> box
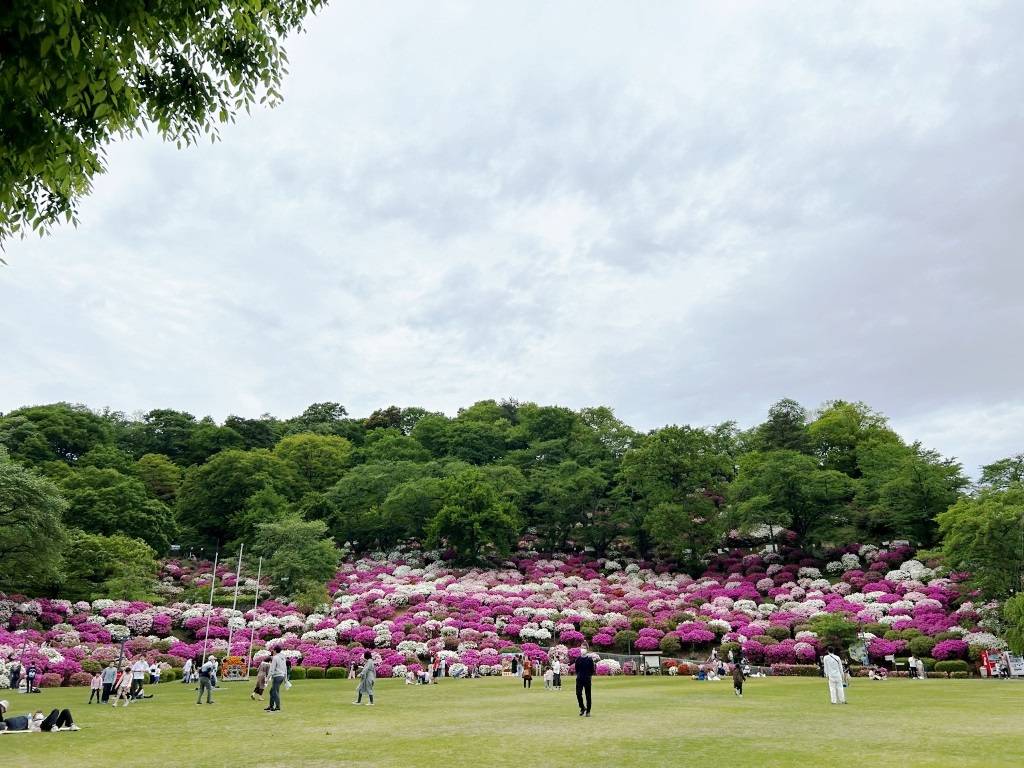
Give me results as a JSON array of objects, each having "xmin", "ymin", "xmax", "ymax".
[{"xmin": 2, "ymin": 1, "xmax": 1022, "ymax": 475}]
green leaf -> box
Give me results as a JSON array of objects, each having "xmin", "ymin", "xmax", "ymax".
[{"xmin": 71, "ymin": 32, "xmax": 80, "ymax": 57}]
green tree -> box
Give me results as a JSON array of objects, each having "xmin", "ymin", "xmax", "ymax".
[
  {"xmin": 184, "ymin": 418, "xmax": 244, "ymax": 465},
  {"xmin": 0, "ymin": 458, "xmax": 67, "ymax": 591},
  {"xmin": 0, "ymin": 402, "xmax": 111, "ymax": 462},
  {"xmin": 321, "ymin": 461, "xmax": 431, "ymax": 548},
  {"xmin": 619, "ymin": 425, "xmax": 734, "ymax": 558},
  {"xmin": 358, "ymin": 429, "xmax": 431, "ymax": 463},
  {"xmin": 120, "ymin": 409, "xmax": 198, "ymax": 463},
  {"xmin": 61, "ymin": 530, "xmax": 158, "ymax": 601},
  {"xmin": 274, "ymin": 433, "xmax": 353, "ymax": 492},
  {"xmin": 1003, "ymin": 594, "xmax": 1024, "ymax": 656},
  {"xmin": 253, "ymin": 514, "xmax": 339, "ymax": 597},
  {"xmin": 224, "ymin": 414, "xmax": 282, "ymax": 450},
  {"xmin": 525, "ymin": 460, "xmax": 607, "ymax": 551},
  {"xmin": 427, "ymin": 470, "xmax": 522, "ymax": 564},
  {"xmin": 729, "ymin": 450, "xmax": 855, "ymax": 547},
  {"xmin": 380, "ymin": 476, "xmax": 446, "ymax": 541},
  {"xmin": 979, "ymin": 454, "xmax": 1024, "ymax": 492},
  {"xmin": 176, "ymin": 448, "xmax": 299, "ymax": 544},
  {"xmin": 807, "ymin": 400, "xmax": 889, "ymax": 477},
  {"xmin": 132, "ymin": 453, "xmax": 183, "ymax": 503},
  {"xmin": 574, "ymin": 406, "xmax": 637, "ymax": 460},
  {"xmin": 809, "ymin": 614, "xmax": 861, "ymax": 652},
  {"xmin": 61, "ymin": 466, "xmax": 176, "ymax": 551},
  {"xmin": 1, "ymin": 0, "xmax": 327, "ymax": 243},
  {"xmin": 78, "ymin": 444, "xmax": 134, "ymax": 473},
  {"xmin": 643, "ymin": 497, "xmax": 720, "ymax": 573},
  {"xmin": 937, "ymin": 487, "xmax": 1024, "ymax": 599},
  {"xmin": 753, "ymin": 398, "xmax": 811, "ymax": 453}
]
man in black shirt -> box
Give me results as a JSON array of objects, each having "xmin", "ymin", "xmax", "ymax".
[{"xmin": 574, "ymin": 653, "xmax": 596, "ymax": 717}]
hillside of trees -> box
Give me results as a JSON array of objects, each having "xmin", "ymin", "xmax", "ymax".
[{"xmin": 1, "ymin": 398, "xmax": 1021, "ymax": 603}]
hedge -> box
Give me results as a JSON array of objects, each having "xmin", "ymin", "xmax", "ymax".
[
  {"xmin": 305, "ymin": 667, "xmax": 325, "ymax": 679},
  {"xmin": 289, "ymin": 666, "xmax": 307, "ymax": 680},
  {"xmin": 951, "ymin": 671, "xmax": 970, "ymax": 679},
  {"xmin": 934, "ymin": 660, "xmax": 970, "ymax": 675},
  {"xmin": 325, "ymin": 667, "xmax": 346, "ymax": 679},
  {"xmin": 770, "ymin": 664, "xmax": 820, "ymax": 677}
]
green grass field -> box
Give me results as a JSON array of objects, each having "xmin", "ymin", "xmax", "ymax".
[{"xmin": 3, "ymin": 676, "xmax": 1022, "ymax": 768}]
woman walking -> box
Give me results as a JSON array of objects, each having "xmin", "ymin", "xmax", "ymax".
[
  {"xmin": 110, "ymin": 666, "xmax": 133, "ymax": 707},
  {"xmin": 353, "ymin": 651, "xmax": 376, "ymax": 706},
  {"xmin": 251, "ymin": 658, "xmax": 270, "ymax": 701},
  {"xmin": 522, "ymin": 659, "xmax": 533, "ymax": 689}
]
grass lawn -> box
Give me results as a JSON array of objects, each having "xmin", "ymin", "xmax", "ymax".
[{"xmin": 3, "ymin": 676, "xmax": 1022, "ymax": 768}]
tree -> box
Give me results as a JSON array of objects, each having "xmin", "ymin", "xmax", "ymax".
[
  {"xmin": 253, "ymin": 514, "xmax": 339, "ymax": 597},
  {"xmin": 754, "ymin": 398, "xmax": 811, "ymax": 453},
  {"xmin": 643, "ymin": 497, "xmax": 720, "ymax": 574},
  {"xmin": 274, "ymin": 433, "xmax": 353, "ymax": 492},
  {"xmin": 358, "ymin": 429, "xmax": 431, "ymax": 463},
  {"xmin": 525, "ymin": 461, "xmax": 607, "ymax": 551},
  {"xmin": 937, "ymin": 487, "xmax": 1024, "ymax": 599},
  {"xmin": 78, "ymin": 444, "xmax": 134, "ymax": 473},
  {"xmin": 427, "ymin": 470, "xmax": 522, "ymax": 564},
  {"xmin": 380, "ymin": 476, "xmax": 446, "ymax": 542},
  {"xmin": 61, "ymin": 530, "xmax": 158, "ymax": 601},
  {"xmin": 1, "ymin": 0, "xmax": 327, "ymax": 243},
  {"xmin": 729, "ymin": 450, "xmax": 855, "ymax": 547},
  {"xmin": 1004, "ymin": 594, "xmax": 1024, "ymax": 656},
  {"xmin": 873, "ymin": 448, "xmax": 965, "ymax": 546},
  {"xmin": 321, "ymin": 461, "xmax": 430, "ymax": 548},
  {"xmin": 979, "ymin": 455, "xmax": 1024, "ymax": 492},
  {"xmin": 224, "ymin": 414, "xmax": 282, "ymax": 450},
  {"xmin": 0, "ymin": 459, "xmax": 67, "ymax": 591},
  {"xmin": 132, "ymin": 453, "xmax": 183, "ymax": 503},
  {"xmin": 120, "ymin": 409, "xmax": 198, "ymax": 462},
  {"xmin": 61, "ymin": 466, "xmax": 176, "ymax": 552},
  {"xmin": 184, "ymin": 418, "xmax": 244, "ymax": 465},
  {"xmin": 176, "ymin": 448, "xmax": 299, "ymax": 544},
  {"xmin": 809, "ymin": 614, "xmax": 861, "ymax": 652},
  {"xmin": 619, "ymin": 425, "xmax": 734, "ymax": 557},
  {"xmin": 0, "ymin": 403, "xmax": 111, "ymax": 462},
  {"xmin": 807, "ymin": 400, "xmax": 889, "ymax": 477},
  {"xmin": 574, "ymin": 406, "xmax": 637, "ymax": 460}
]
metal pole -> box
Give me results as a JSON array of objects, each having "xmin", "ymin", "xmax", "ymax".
[
  {"xmin": 244, "ymin": 557, "xmax": 263, "ymax": 675},
  {"xmin": 226, "ymin": 543, "xmax": 244, "ymax": 656},
  {"xmin": 201, "ymin": 550, "xmax": 219, "ymax": 662}
]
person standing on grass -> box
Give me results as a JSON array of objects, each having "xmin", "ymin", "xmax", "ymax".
[
  {"xmin": 266, "ymin": 648, "xmax": 288, "ymax": 712},
  {"xmin": 181, "ymin": 658, "xmax": 193, "ymax": 684},
  {"xmin": 251, "ymin": 658, "xmax": 271, "ymax": 701},
  {"xmin": 353, "ymin": 651, "xmax": 376, "ymax": 706},
  {"xmin": 916, "ymin": 658, "xmax": 925, "ymax": 680},
  {"xmin": 130, "ymin": 657, "xmax": 148, "ymax": 698},
  {"xmin": 552, "ymin": 658, "xmax": 562, "ymax": 690},
  {"xmin": 574, "ymin": 653, "xmax": 596, "ymax": 717},
  {"xmin": 822, "ymin": 647, "xmax": 846, "ymax": 705},
  {"xmin": 732, "ymin": 662, "xmax": 745, "ymax": 697},
  {"xmin": 100, "ymin": 662, "xmax": 117, "ymax": 702},
  {"xmin": 196, "ymin": 657, "xmax": 216, "ymax": 705},
  {"xmin": 522, "ymin": 659, "xmax": 533, "ymax": 689},
  {"xmin": 88, "ymin": 671, "xmax": 103, "ymax": 704},
  {"xmin": 907, "ymin": 654, "xmax": 917, "ymax": 679}
]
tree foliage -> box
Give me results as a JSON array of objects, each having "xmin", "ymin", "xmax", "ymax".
[
  {"xmin": 0, "ymin": 0, "xmax": 327, "ymax": 242},
  {"xmin": 61, "ymin": 530, "xmax": 158, "ymax": 601},
  {"xmin": 254, "ymin": 514, "xmax": 339, "ymax": 596},
  {"xmin": 0, "ymin": 458, "xmax": 67, "ymax": 591}
]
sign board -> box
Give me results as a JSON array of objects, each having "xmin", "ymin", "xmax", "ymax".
[{"xmin": 221, "ymin": 656, "xmax": 248, "ymax": 681}]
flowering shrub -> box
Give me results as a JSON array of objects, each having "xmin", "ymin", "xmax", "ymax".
[{"xmin": 932, "ymin": 639, "xmax": 969, "ymax": 660}]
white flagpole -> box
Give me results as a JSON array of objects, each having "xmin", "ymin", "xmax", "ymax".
[
  {"xmin": 244, "ymin": 556, "xmax": 263, "ymax": 675},
  {"xmin": 201, "ymin": 549, "xmax": 219, "ymax": 661},
  {"xmin": 226, "ymin": 543, "xmax": 244, "ymax": 655}
]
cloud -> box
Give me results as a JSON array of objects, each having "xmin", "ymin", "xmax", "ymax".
[{"xmin": 1, "ymin": 1, "xmax": 1021, "ymax": 476}]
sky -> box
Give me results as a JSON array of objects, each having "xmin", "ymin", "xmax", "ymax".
[{"xmin": 2, "ymin": 1, "xmax": 1022, "ymax": 476}]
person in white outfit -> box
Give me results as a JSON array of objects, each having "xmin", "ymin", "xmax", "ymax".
[{"xmin": 822, "ymin": 647, "xmax": 846, "ymax": 704}]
